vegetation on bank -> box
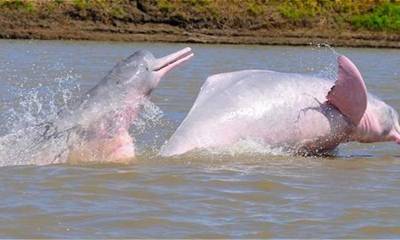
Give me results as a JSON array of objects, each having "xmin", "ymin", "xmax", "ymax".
[
  {"xmin": 351, "ymin": 2, "xmax": 400, "ymax": 31},
  {"xmin": 0, "ymin": 0, "xmax": 399, "ymax": 32}
]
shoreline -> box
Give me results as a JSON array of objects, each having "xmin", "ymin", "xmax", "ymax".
[
  {"xmin": 1, "ymin": 22, "xmax": 400, "ymax": 49},
  {"xmin": 0, "ymin": 1, "xmax": 399, "ymax": 49}
]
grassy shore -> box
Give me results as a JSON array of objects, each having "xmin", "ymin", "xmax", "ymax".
[{"xmin": 0, "ymin": 0, "xmax": 399, "ymax": 48}]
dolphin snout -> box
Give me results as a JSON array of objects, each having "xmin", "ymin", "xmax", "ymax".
[{"xmin": 152, "ymin": 47, "xmax": 193, "ymax": 75}]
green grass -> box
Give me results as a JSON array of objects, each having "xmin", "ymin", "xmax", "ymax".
[
  {"xmin": 277, "ymin": 0, "xmax": 400, "ymax": 31},
  {"xmin": 278, "ymin": 0, "xmax": 318, "ymax": 22},
  {"xmin": 0, "ymin": 0, "xmax": 35, "ymax": 13},
  {"xmin": 352, "ymin": 2, "xmax": 400, "ymax": 31},
  {"xmin": 110, "ymin": 6, "xmax": 126, "ymax": 19},
  {"xmin": 157, "ymin": 0, "xmax": 176, "ymax": 13},
  {"xmin": 246, "ymin": 2, "xmax": 265, "ymax": 16},
  {"xmin": 72, "ymin": 0, "xmax": 90, "ymax": 10}
]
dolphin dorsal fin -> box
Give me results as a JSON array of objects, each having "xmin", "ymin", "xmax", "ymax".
[{"xmin": 326, "ymin": 56, "xmax": 367, "ymax": 125}]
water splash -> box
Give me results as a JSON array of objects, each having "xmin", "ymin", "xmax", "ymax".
[
  {"xmin": 132, "ymin": 99, "xmax": 172, "ymax": 157},
  {"xmin": 0, "ymin": 72, "xmax": 81, "ymax": 166},
  {"xmin": 310, "ymin": 43, "xmax": 341, "ymax": 81}
]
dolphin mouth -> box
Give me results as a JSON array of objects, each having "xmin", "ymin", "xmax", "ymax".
[{"xmin": 152, "ymin": 47, "xmax": 193, "ymax": 74}]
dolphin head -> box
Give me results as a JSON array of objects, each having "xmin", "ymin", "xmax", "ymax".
[
  {"xmin": 105, "ymin": 47, "xmax": 193, "ymax": 97},
  {"xmin": 352, "ymin": 95, "xmax": 400, "ymax": 144},
  {"xmin": 371, "ymin": 100, "xmax": 400, "ymax": 144}
]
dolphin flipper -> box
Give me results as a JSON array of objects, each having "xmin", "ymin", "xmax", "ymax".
[{"xmin": 326, "ymin": 56, "xmax": 367, "ymax": 125}]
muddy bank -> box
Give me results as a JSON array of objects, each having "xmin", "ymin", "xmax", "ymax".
[
  {"xmin": 0, "ymin": 0, "xmax": 399, "ymax": 48},
  {"xmin": 2, "ymin": 21, "xmax": 399, "ymax": 48}
]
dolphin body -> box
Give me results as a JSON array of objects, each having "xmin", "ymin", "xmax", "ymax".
[
  {"xmin": 160, "ymin": 56, "xmax": 400, "ymax": 157},
  {"xmin": 38, "ymin": 47, "xmax": 193, "ymax": 163}
]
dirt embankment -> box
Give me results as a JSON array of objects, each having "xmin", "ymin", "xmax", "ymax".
[{"xmin": 0, "ymin": 0, "xmax": 400, "ymax": 48}]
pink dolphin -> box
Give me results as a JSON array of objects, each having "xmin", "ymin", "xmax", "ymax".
[
  {"xmin": 41, "ymin": 47, "xmax": 193, "ymax": 163},
  {"xmin": 160, "ymin": 56, "xmax": 400, "ymax": 156}
]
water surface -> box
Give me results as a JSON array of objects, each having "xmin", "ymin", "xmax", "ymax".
[{"xmin": 0, "ymin": 40, "xmax": 399, "ymax": 238}]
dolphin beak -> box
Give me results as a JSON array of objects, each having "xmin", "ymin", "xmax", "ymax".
[{"xmin": 152, "ymin": 47, "xmax": 194, "ymax": 76}]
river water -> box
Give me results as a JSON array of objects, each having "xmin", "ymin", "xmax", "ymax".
[{"xmin": 0, "ymin": 40, "xmax": 399, "ymax": 238}]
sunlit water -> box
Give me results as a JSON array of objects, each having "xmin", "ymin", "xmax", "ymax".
[{"xmin": 0, "ymin": 40, "xmax": 399, "ymax": 238}]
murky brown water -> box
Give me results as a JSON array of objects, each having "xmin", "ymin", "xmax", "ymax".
[{"xmin": 0, "ymin": 40, "xmax": 399, "ymax": 238}]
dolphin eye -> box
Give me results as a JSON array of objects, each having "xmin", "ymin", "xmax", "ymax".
[{"xmin": 382, "ymin": 128, "xmax": 390, "ymax": 136}]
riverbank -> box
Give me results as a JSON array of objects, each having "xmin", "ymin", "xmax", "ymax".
[{"xmin": 0, "ymin": 0, "xmax": 399, "ymax": 48}]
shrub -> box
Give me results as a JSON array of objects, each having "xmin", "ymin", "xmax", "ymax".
[{"xmin": 351, "ymin": 2, "xmax": 400, "ymax": 31}]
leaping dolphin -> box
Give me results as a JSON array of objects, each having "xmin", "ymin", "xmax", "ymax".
[
  {"xmin": 160, "ymin": 56, "xmax": 400, "ymax": 157},
  {"xmin": 38, "ymin": 47, "xmax": 193, "ymax": 163}
]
